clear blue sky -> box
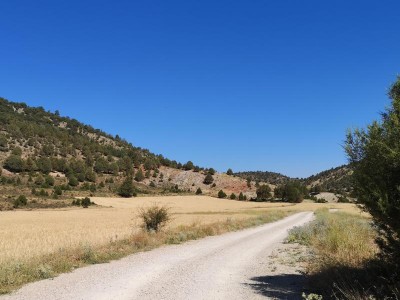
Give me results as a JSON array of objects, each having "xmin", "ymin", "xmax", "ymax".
[{"xmin": 1, "ymin": 1, "xmax": 399, "ymax": 177}]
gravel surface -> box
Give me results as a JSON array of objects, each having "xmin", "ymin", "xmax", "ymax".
[{"xmin": 2, "ymin": 212, "xmax": 313, "ymax": 300}]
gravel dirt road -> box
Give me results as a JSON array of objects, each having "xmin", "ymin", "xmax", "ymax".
[{"xmin": 2, "ymin": 212, "xmax": 313, "ymax": 300}]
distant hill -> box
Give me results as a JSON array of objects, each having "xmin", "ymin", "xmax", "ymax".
[
  {"xmin": 304, "ymin": 165, "xmax": 353, "ymax": 194},
  {"xmin": 235, "ymin": 165, "xmax": 353, "ymax": 195},
  {"xmin": 234, "ymin": 171, "xmax": 290, "ymax": 185}
]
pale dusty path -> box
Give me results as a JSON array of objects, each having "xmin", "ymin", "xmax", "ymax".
[{"xmin": 2, "ymin": 212, "xmax": 313, "ymax": 300}]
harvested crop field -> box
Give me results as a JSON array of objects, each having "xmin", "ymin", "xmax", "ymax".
[{"xmin": 0, "ymin": 196, "xmax": 363, "ymax": 265}]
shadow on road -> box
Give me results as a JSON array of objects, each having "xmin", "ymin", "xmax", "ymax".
[{"xmin": 245, "ymin": 274, "xmax": 308, "ymax": 299}]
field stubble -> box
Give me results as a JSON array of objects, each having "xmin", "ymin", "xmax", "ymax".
[{"xmin": 0, "ymin": 195, "xmax": 362, "ymax": 293}]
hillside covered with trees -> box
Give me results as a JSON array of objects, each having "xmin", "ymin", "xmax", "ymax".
[
  {"xmin": 0, "ymin": 97, "xmax": 260, "ymax": 209},
  {"xmin": 234, "ymin": 171, "xmax": 290, "ymax": 185},
  {"xmin": 235, "ymin": 165, "xmax": 353, "ymax": 196}
]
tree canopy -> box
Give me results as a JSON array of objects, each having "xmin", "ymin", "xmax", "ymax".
[
  {"xmin": 346, "ymin": 76, "xmax": 400, "ymax": 263},
  {"xmin": 256, "ymin": 185, "xmax": 272, "ymax": 201}
]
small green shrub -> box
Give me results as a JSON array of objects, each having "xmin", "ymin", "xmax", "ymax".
[
  {"xmin": 118, "ymin": 177, "xmax": 136, "ymax": 197},
  {"xmin": 134, "ymin": 169, "xmax": 144, "ymax": 182},
  {"xmin": 53, "ymin": 185, "xmax": 62, "ymax": 196},
  {"xmin": 139, "ymin": 204, "xmax": 171, "ymax": 232},
  {"xmin": 36, "ymin": 264, "xmax": 54, "ymax": 279},
  {"xmin": 81, "ymin": 197, "xmax": 91, "ymax": 208},
  {"xmin": 218, "ymin": 190, "xmax": 227, "ymax": 198},
  {"xmin": 45, "ymin": 175, "xmax": 55, "ymax": 186},
  {"xmin": 68, "ymin": 175, "xmax": 79, "ymax": 187},
  {"xmin": 203, "ymin": 173, "xmax": 214, "ymax": 185},
  {"xmin": 39, "ymin": 189, "xmax": 48, "ymax": 197},
  {"xmin": 256, "ymin": 185, "xmax": 272, "ymax": 200},
  {"xmin": 196, "ymin": 187, "xmax": 202, "ymax": 195},
  {"xmin": 337, "ymin": 195, "xmax": 350, "ymax": 203},
  {"xmin": 13, "ymin": 195, "xmax": 28, "ymax": 208}
]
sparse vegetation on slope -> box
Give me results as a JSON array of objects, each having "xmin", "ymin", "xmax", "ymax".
[{"xmin": 0, "ymin": 97, "xmax": 258, "ymax": 206}]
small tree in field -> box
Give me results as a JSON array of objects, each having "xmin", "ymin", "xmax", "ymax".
[
  {"xmin": 139, "ymin": 204, "xmax": 170, "ymax": 232},
  {"xmin": 81, "ymin": 197, "xmax": 91, "ymax": 208},
  {"xmin": 118, "ymin": 177, "xmax": 136, "ymax": 197},
  {"xmin": 256, "ymin": 185, "xmax": 272, "ymax": 201},
  {"xmin": 230, "ymin": 193, "xmax": 236, "ymax": 200},
  {"xmin": 196, "ymin": 187, "xmax": 202, "ymax": 195},
  {"xmin": 284, "ymin": 184, "xmax": 303, "ymax": 203},
  {"xmin": 226, "ymin": 168, "xmax": 233, "ymax": 176}
]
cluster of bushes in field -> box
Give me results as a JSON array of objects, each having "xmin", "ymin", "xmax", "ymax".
[
  {"xmin": 12, "ymin": 193, "xmax": 88, "ymax": 208},
  {"xmin": 71, "ymin": 197, "xmax": 95, "ymax": 208},
  {"xmin": 216, "ymin": 190, "xmax": 247, "ymax": 201},
  {"xmin": 216, "ymin": 181, "xmax": 309, "ymax": 203}
]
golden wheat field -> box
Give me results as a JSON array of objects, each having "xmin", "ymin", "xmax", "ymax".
[{"xmin": 0, "ymin": 195, "xmax": 364, "ymax": 264}]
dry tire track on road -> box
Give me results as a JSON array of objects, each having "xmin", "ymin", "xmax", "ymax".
[{"xmin": 2, "ymin": 212, "xmax": 314, "ymax": 300}]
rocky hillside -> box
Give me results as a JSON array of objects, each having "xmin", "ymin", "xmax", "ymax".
[{"xmin": 0, "ymin": 97, "xmax": 257, "ymax": 209}]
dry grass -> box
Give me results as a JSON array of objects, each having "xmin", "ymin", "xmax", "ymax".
[
  {"xmin": 0, "ymin": 195, "xmax": 363, "ymax": 294},
  {"xmin": 287, "ymin": 209, "xmax": 399, "ymax": 299},
  {"xmin": 288, "ymin": 209, "xmax": 376, "ymax": 268},
  {"xmin": 93, "ymin": 195, "xmax": 364, "ymax": 215},
  {"xmin": 0, "ymin": 196, "xmax": 362, "ymax": 265},
  {"xmin": 0, "ymin": 208, "xmax": 287, "ymax": 294}
]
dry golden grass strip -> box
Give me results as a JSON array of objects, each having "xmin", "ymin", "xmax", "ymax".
[{"xmin": 0, "ymin": 210, "xmax": 288, "ymax": 294}]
